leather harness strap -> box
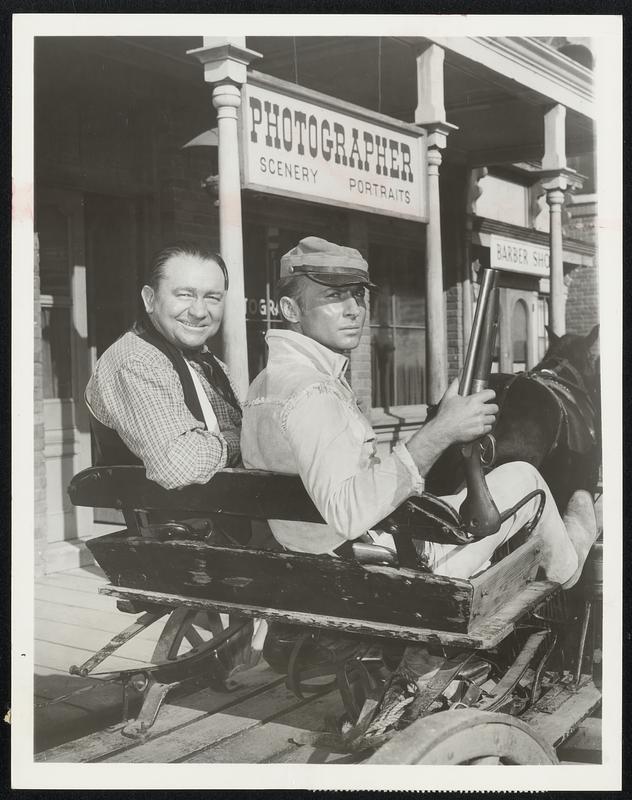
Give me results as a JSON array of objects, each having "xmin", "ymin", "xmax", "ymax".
[{"xmin": 527, "ymin": 367, "xmax": 597, "ymax": 456}]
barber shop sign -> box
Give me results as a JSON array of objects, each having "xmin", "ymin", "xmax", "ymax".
[{"xmin": 241, "ymin": 75, "xmax": 428, "ymax": 222}]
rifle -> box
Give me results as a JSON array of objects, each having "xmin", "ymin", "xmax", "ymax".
[{"xmin": 458, "ymin": 268, "xmax": 502, "ymax": 538}]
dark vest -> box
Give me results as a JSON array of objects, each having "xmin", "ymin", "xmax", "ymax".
[{"xmin": 90, "ymin": 317, "xmax": 240, "ymax": 467}]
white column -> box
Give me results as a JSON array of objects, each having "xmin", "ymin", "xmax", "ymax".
[
  {"xmin": 538, "ymin": 104, "xmax": 583, "ymax": 337},
  {"xmin": 546, "ymin": 185, "xmax": 566, "ymax": 336},
  {"xmin": 188, "ymin": 38, "xmax": 261, "ymax": 399},
  {"xmin": 415, "ymin": 45, "xmax": 446, "ymax": 122},
  {"xmin": 425, "ymin": 145, "xmax": 448, "ymax": 404},
  {"xmin": 542, "ymin": 105, "xmax": 567, "ymax": 171},
  {"xmin": 212, "ymin": 83, "xmax": 249, "ymax": 396},
  {"xmin": 414, "ymin": 44, "xmax": 457, "ymax": 405}
]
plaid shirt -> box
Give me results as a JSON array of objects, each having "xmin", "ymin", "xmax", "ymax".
[{"xmin": 86, "ymin": 331, "xmax": 242, "ymax": 489}]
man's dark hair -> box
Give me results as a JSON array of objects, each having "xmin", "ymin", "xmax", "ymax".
[{"xmin": 147, "ymin": 242, "xmax": 229, "ymax": 291}]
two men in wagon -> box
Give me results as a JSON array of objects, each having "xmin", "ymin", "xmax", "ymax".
[{"xmin": 87, "ymin": 237, "xmax": 598, "ymax": 591}]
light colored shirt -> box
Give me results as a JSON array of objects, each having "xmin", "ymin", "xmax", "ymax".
[
  {"xmin": 86, "ymin": 331, "xmax": 241, "ymax": 489},
  {"xmin": 241, "ymin": 329, "xmax": 424, "ymax": 554}
]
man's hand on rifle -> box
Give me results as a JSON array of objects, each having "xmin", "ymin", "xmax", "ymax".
[
  {"xmin": 405, "ymin": 378, "xmax": 498, "ymax": 478},
  {"xmin": 436, "ymin": 378, "xmax": 498, "ymax": 443}
]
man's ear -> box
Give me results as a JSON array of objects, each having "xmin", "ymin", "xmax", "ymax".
[
  {"xmin": 279, "ymin": 296, "xmax": 301, "ymax": 324},
  {"xmin": 141, "ymin": 285, "xmax": 155, "ymax": 314}
]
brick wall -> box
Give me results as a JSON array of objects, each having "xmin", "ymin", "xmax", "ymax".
[
  {"xmin": 566, "ymin": 262, "xmax": 600, "ymax": 336},
  {"xmin": 564, "ymin": 198, "xmax": 599, "ymax": 336},
  {"xmin": 34, "ymin": 233, "xmax": 47, "ymax": 576},
  {"xmin": 446, "ymin": 283, "xmax": 463, "ymax": 383}
]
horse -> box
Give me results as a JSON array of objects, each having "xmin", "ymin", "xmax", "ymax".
[{"xmin": 425, "ymin": 324, "xmax": 601, "ymax": 513}]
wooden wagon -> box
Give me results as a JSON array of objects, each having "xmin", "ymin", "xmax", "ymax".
[{"xmin": 56, "ymin": 463, "xmax": 602, "ymax": 765}]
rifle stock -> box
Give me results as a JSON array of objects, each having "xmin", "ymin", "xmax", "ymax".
[{"xmin": 458, "ymin": 269, "xmax": 502, "ymax": 538}]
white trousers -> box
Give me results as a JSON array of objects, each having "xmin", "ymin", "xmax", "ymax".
[{"xmin": 424, "ymin": 461, "xmax": 578, "ymax": 583}]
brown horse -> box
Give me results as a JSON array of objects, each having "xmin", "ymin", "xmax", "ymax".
[{"xmin": 426, "ymin": 325, "xmax": 601, "ymax": 512}]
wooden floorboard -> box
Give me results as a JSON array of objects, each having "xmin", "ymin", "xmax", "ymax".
[
  {"xmin": 34, "ymin": 564, "xmax": 164, "ymax": 753},
  {"xmin": 183, "ymin": 689, "xmax": 345, "ymax": 764},
  {"xmin": 36, "ymin": 619, "xmax": 160, "ymax": 663},
  {"xmin": 35, "ymin": 600, "xmax": 160, "ymax": 640},
  {"xmin": 100, "ymin": 681, "xmax": 320, "ymax": 763},
  {"xmin": 36, "ymin": 663, "xmax": 283, "ymax": 762},
  {"xmin": 524, "ymin": 678, "xmax": 602, "ymax": 750},
  {"xmin": 35, "ymin": 583, "xmax": 121, "ymax": 613},
  {"xmin": 556, "ymin": 717, "xmax": 602, "ymax": 764}
]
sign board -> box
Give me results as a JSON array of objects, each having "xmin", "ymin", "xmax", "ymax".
[
  {"xmin": 241, "ymin": 77, "xmax": 427, "ymax": 222},
  {"xmin": 490, "ymin": 234, "xmax": 550, "ymax": 277}
]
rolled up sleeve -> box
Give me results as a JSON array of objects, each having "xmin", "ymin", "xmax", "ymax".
[
  {"xmin": 282, "ymin": 385, "xmax": 424, "ymax": 540},
  {"xmin": 102, "ymin": 357, "xmax": 229, "ymax": 489}
]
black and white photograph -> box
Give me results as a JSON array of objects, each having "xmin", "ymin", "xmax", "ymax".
[{"xmin": 11, "ymin": 13, "xmax": 622, "ymax": 791}]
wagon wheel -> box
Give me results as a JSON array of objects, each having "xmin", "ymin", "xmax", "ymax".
[
  {"xmin": 118, "ymin": 608, "xmax": 256, "ymax": 739},
  {"xmin": 365, "ymin": 710, "xmax": 558, "ymax": 765},
  {"xmin": 148, "ymin": 606, "xmax": 256, "ymax": 687}
]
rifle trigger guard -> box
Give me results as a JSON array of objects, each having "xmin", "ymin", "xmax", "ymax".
[{"xmin": 479, "ymin": 434, "xmax": 496, "ymax": 468}]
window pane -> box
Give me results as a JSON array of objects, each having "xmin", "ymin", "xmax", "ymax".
[
  {"xmin": 394, "ymin": 250, "xmax": 425, "ymax": 326},
  {"xmin": 371, "ymin": 326, "xmax": 395, "ymax": 407},
  {"xmin": 369, "ymin": 243, "xmax": 425, "ymax": 409},
  {"xmin": 37, "ymin": 205, "xmax": 70, "ymax": 296},
  {"xmin": 41, "ymin": 307, "xmax": 72, "ymax": 398},
  {"xmin": 512, "ymin": 299, "xmax": 528, "ymax": 371},
  {"xmin": 393, "ymin": 327, "xmax": 425, "ymax": 405}
]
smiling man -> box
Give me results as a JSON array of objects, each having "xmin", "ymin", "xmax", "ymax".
[
  {"xmin": 241, "ymin": 236, "xmax": 596, "ymax": 587},
  {"xmin": 86, "ymin": 242, "xmax": 242, "ymax": 490}
]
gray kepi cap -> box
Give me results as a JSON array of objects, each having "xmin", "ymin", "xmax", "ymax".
[{"xmin": 280, "ymin": 236, "xmax": 375, "ymax": 288}]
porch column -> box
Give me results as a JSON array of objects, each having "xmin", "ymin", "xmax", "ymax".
[
  {"xmin": 539, "ymin": 105, "xmax": 583, "ymax": 336},
  {"xmin": 415, "ymin": 44, "xmax": 457, "ymax": 404},
  {"xmin": 546, "ymin": 183, "xmax": 566, "ymax": 335},
  {"xmin": 425, "ymin": 143, "xmax": 447, "ymax": 403},
  {"xmin": 188, "ymin": 38, "xmax": 261, "ymax": 398}
]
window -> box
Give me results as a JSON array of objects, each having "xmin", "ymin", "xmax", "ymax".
[
  {"xmin": 243, "ymin": 225, "xmax": 298, "ymax": 381},
  {"xmin": 369, "ymin": 243, "xmax": 425, "ymax": 408},
  {"xmin": 476, "ymin": 174, "xmax": 529, "ymax": 228},
  {"xmin": 511, "ymin": 299, "xmax": 528, "ymax": 373}
]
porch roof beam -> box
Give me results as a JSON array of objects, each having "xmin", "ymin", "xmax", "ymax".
[{"xmin": 397, "ymin": 36, "xmax": 594, "ymax": 119}]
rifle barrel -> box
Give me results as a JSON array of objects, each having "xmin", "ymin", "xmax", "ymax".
[{"xmin": 459, "ymin": 269, "xmax": 498, "ymax": 396}]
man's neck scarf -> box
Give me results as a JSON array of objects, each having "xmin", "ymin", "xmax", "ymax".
[{"xmin": 133, "ymin": 312, "xmax": 241, "ymax": 428}]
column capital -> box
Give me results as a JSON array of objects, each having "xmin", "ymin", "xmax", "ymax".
[
  {"xmin": 188, "ymin": 40, "xmax": 262, "ymax": 85},
  {"xmin": 428, "ymin": 147, "xmax": 443, "ymax": 170},
  {"xmin": 546, "ymin": 188, "xmax": 566, "ymax": 208},
  {"xmin": 466, "ymin": 166, "xmax": 488, "ymax": 215},
  {"xmin": 212, "ymin": 83, "xmax": 242, "ymax": 117},
  {"xmin": 539, "ymin": 166, "xmax": 584, "ymax": 194},
  {"xmin": 420, "ymin": 120, "xmax": 458, "ymax": 152}
]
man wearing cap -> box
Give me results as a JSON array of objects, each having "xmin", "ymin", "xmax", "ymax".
[{"xmin": 241, "ymin": 236, "xmax": 597, "ymax": 586}]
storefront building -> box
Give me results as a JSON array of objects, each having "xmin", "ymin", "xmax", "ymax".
[{"xmin": 33, "ymin": 35, "xmax": 597, "ymax": 573}]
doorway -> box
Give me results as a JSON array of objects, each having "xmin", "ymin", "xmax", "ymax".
[{"xmin": 497, "ymin": 288, "xmax": 540, "ymax": 373}]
